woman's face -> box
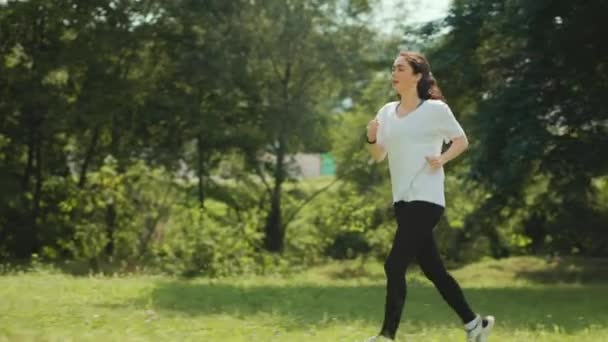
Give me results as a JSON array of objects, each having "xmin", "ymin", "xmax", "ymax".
[{"xmin": 391, "ymin": 56, "xmax": 421, "ymax": 93}]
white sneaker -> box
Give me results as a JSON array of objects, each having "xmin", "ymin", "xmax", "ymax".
[
  {"xmin": 465, "ymin": 315, "xmax": 495, "ymax": 342},
  {"xmin": 363, "ymin": 335, "xmax": 394, "ymax": 342},
  {"xmin": 478, "ymin": 316, "xmax": 495, "ymax": 342}
]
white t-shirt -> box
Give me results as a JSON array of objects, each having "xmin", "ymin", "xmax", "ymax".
[{"xmin": 375, "ymin": 99, "xmax": 466, "ymax": 207}]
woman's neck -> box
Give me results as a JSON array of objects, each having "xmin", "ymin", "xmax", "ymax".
[{"xmin": 399, "ymin": 88, "xmax": 421, "ymax": 108}]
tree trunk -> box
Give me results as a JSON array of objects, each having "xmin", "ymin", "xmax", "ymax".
[
  {"xmin": 22, "ymin": 129, "xmax": 35, "ymax": 191},
  {"xmin": 264, "ymin": 135, "xmax": 286, "ymax": 253},
  {"xmin": 78, "ymin": 126, "xmax": 100, "ymax": 188},
  {"xmin": 32, "ymin": 128, "xmax": 42, "ymax": 233},
  {"xmin": 104, "ymin": 117, "xmax": 122, "ymax": 259},
  {"xmin": 481, "ymin": 199, "xmax": 511, "ymax": 258},
  {"xmin": 17, "ymin": 125, "xmax": 43, "ymax": 258},
  {"xmin": 197, "ymin": 134, "xmax": 206, "ymax": 207},
  {"xmin": 523, "ymin": 212, "xmax": 546, "ymax": 254},
  {"xmin": 105, "ymin": 203, "xmax": 116, "ymax": 257},
  {"xmin": 263, "ymin": 61, "xmax": 292, "ymax": 253}
]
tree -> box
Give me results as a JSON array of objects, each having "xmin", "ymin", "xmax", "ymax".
[
  {"xmin": 426, "ymin": 0, "xmax": 608, "ymax": 256},
  {"xmin": 235, "ymin": 0, "xmax": 376, "ymax": 252}
]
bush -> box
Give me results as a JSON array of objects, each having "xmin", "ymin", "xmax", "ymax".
[{"xmin": 286, "ymin": 182, "xmax": 395, "ymax": 263}]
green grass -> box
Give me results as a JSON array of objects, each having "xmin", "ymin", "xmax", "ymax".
[{"xmin": 1, "ymin": 257, "xmax": 608, "ymax": 341}]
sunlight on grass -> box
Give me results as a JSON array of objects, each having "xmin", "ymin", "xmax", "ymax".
[{"xmin": 1, "ymin": 257, "xmax": 608, "ymax": 341}]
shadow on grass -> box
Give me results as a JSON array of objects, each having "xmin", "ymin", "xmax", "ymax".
[
  {"xmin": 514, "ymin": 257, "xmax": 608, "ymax": 284},
  {"xmin": 112, "ymin": 279, "xmax": 608, "ymax": 333}
]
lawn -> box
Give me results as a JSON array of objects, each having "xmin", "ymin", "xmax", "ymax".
[{"xmin": 1, "ymin": 257, "xmax": 607, "ymax": 342}]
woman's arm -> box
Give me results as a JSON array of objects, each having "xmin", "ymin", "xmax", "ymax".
[
  {"xmin": 425, "ymin": 135, "xmax": 468, "ymax": 169},
  {"xmin": 366, "ymin": 118, "xmax": 387, "ymax": 162},
  {"xmin": 368, "ymin": 141, "xmax": 387, "ymax": 162}
]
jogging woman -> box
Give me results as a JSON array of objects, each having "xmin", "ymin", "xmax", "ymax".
[{"xmin": 364, "ymin": 51, "xmax": 495, "ymax": 342}]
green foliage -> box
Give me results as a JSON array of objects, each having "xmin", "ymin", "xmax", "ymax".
[
  {"xmin": 0, "ymin": 0, "xmax": 377, "ymax": 267},
  {"xmin": 36, "ymin": 158, "xmax": 178, "ymax": 269},
  {"xmin": 150, "ymin": 191, "xmax": 318, "ymax": 277},
  {"xmin": 150, "ymin": 203, "xmax": 254, "ymax": 277},
  {"xmin": 286, "ymin": 182, "xmax": 395, "ymax": 263},
  {"xmin": 1, "ymin": 0, "xmax": 607, "ymax": 276},
  {"xmin": 421, "ymin": 0, "xmax": 608, "ymax": 257}
]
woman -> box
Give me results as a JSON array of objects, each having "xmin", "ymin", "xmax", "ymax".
[{"xmin": 364, "ymin": 51, "xmax": 495, "ymax": 342}]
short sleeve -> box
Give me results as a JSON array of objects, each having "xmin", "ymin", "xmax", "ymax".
[{"xmin": 435, "ymin": 102, "xmax": 466, "ymax": 143}]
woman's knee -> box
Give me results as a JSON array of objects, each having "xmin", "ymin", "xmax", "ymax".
[{"xmin": 384, "ymin": 257, "xmax": 407, "ymax": 277}]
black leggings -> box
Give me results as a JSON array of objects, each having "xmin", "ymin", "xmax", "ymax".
[{"xmin": 379, "ymin": 201, "xmax": 476, "ymax": 339}]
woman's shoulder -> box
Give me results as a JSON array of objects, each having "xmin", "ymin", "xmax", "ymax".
[
  {"xmin": 376, "ymin": 101, "xmax": 398, "ymax": 118},
  {"xmin": 380, "ymin": 101, "xmax": 399, "ymax": 110},
  {"xmin": 423, "ymin": 99, "xmax": 452, "ymax": 117},
  {"xmin": 423, "ymin": 99, "xmax": 448, "ymax": 109}
]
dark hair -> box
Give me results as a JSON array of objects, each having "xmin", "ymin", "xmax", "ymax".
[{"xmin": 399, "ymin": 51, "xmax": 445, "ymax": 101}]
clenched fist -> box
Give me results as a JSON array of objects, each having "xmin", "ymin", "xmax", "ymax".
[
  {"xmin": 425, "ymin": 155, "xmax": 445, "ymax": 170},
  {"xmin": 366, "ymin": 118, "xmax": 379, "ymax": 142}
]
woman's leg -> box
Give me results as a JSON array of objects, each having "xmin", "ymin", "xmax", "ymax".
[
  {"xmin": 379, "ymin": 201, "xmax": 444, "ymax": 339},
  {"xmin": 417, "ymin": 225, "xmax": 477, "ymax": 323}
]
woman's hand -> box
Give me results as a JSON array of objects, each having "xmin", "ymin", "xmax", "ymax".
[
  {"xmin": 366, "ymin": 118, "xmax": 379, "ymax": 142},
  {"xmin": 366, "ymin": 118, "xmax": 386, "ymax": 161},
  {"xmin": 425, "ymin": 155, "xmax": 445, "ymax": 170},
  {"xmin": 426, "ymin": 135, "xmax": 469, "ymax": 169}
]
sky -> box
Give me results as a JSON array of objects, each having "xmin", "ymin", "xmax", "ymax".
[
  {"xmin": 0, "ymin": 0, "xmax": 452, "ymax": 34},
  {"xmin": 373, "ymin": 0, "xmax": 452, "ymax": 34}
]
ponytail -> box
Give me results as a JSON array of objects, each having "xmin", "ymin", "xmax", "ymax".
[
  {"xmin": 417, "ymin": 72, "xmax": 445, "ymax": 101},
  {"xmin": 399, "ymin": 51, "xmax": 446, "ymax": 102}
]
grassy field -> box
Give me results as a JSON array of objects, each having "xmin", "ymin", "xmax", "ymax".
[{"xmin": 1, "ymin": 256, "xmax": 608, "ymax": 342}]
